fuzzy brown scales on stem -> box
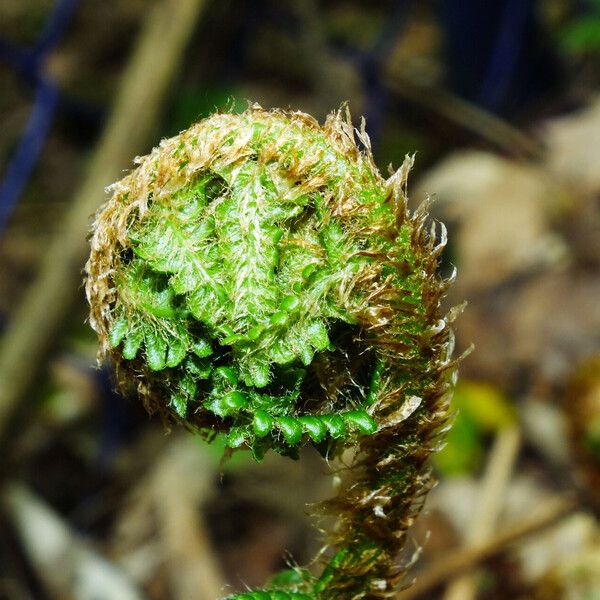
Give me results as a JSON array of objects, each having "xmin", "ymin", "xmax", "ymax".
[
  {"xmin": 85, "ymin": 105, "xmax": 461, "ymax": 599},
  {"xmin": 319, "ymin": 208, "xmax": 457, "ymax": 598}
]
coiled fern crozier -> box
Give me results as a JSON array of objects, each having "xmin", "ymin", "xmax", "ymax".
[{"xmin": 86, "ymin": 105, "xmax": 460, "ymax": 599}]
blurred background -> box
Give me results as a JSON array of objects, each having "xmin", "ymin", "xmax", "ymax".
[{"xmin": 0, "ymin": 0, "xmax": 600, "ymax": 598}]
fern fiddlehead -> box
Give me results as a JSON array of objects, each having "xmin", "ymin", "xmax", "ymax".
[{"xmin": 86, "ymin": 105, "xmax": 459, "ymax": 599}]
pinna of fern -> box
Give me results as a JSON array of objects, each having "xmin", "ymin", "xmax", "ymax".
[{"xmin": 85, "ymin": 104, "xmax": 462, "ymax": 599}]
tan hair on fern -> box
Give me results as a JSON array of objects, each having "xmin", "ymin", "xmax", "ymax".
[{"xmin": 86, "ymin": 104, "xmax": 462, "ymax": 599}]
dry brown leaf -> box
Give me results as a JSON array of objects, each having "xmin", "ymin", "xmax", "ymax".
[
  {"xmin": 543, "ymin": 96, "xmax": 600, "ymax": 194},
  {"xmin": 417, "ymin": 151, "xmax": 567, "ymax": 293}
]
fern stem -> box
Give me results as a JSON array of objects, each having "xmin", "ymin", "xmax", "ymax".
[{"xmin": 86, "ymin": 105, "xmax": 459, "ymax": 599}]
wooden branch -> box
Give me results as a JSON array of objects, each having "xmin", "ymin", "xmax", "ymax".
[
  {"xmin": 385, "ymin": 75, "xmax": 542, "ymax": 159},
  {"xmin": 397, "ymin": 497, "xmax": 577, "ymax": 600},
  {"xmin": 0, "ymin": 0, "xmax": 208, "ymax": 440},
  {"xmin": 443, "ymin": 426, "xmax": 521, "ymax": 600},
  {"xmin": 3, "ymin": 483, "xmax": 143, "ymax": 599},
  {"xmin": 151, "ymin": 437, "xmax": 226, "ymax": 600}
]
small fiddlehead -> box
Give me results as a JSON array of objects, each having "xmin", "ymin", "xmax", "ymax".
[{"xmin": 86, "ymin": 105, "xmax": 460, "ymax": 599}]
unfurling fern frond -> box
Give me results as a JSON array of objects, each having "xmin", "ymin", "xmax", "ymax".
[{"xmin": 86, "ymin": 105, "xmax": 461, "ymax": 599}]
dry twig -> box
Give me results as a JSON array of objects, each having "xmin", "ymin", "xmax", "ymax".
[
  {"xmin": 397, "ymin": 496, "xmax": 577, "ymax": 600},
  {"xmin": 3, "ymin": 483, "xmax": 143, "ymax": 600},
  {"xmin": 0, "ymin": 0, "xmax": 208, "ymax": 441},
  {"xmin": 385, "ymin": 76, "xmax": 542, "ymax": 159},
  {"xmin": 443, "ymin": 426, "xmax": 521, "ymax": 600}
]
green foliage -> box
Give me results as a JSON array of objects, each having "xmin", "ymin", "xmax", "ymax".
[
  {"xmin": 434, "ymin": 380, "xmax": 515, "ymax": 477},
  {"xmin": 87, "ymin": 107, "xmax": 458, "ymax": 599},
  {"xmin": 584, "ymin": 418, "xmax": 600, "ymax": 463},
  {"xmin": 560, "ymin": 1, "xmax": 600, "ymax": 55},
  {"xmin": 103, "ymin": 117, "xmax": 389, "ymax": 458}
]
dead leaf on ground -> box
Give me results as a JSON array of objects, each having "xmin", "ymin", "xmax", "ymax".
[
  {"xmin": 416, "ymin": 151, "xmax": 568, "ymax": 294},
  {"xmin": 543, "ymin": 96, "xmax": 600, "ymax": 195}
]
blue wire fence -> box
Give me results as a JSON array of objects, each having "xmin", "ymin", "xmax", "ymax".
[{"xmin": 0, "ymin": 0, "xmax": 79, "ymax": 234}]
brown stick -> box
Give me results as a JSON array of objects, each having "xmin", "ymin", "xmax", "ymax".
[
  {"xmin": 4, "ymin": 483, "xmax": 144, "ymax": 599},
  {"xmin": 397, "ymin": 496, "xmax": 577, "ymax": 600},
  {"xmin": 151, "ymin": 437, "xmax": 227, "ymax": 600},
  {"xmin": 443, "ymin": 426, "xmax": 521, "ymax": 600},
  {"xmin": 385, "ymin": 76, "xmax": 542, "ymax": 159},
  {"xmin": 0, "ymin": 0, "xmax": 207, "ymax": 441}
]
